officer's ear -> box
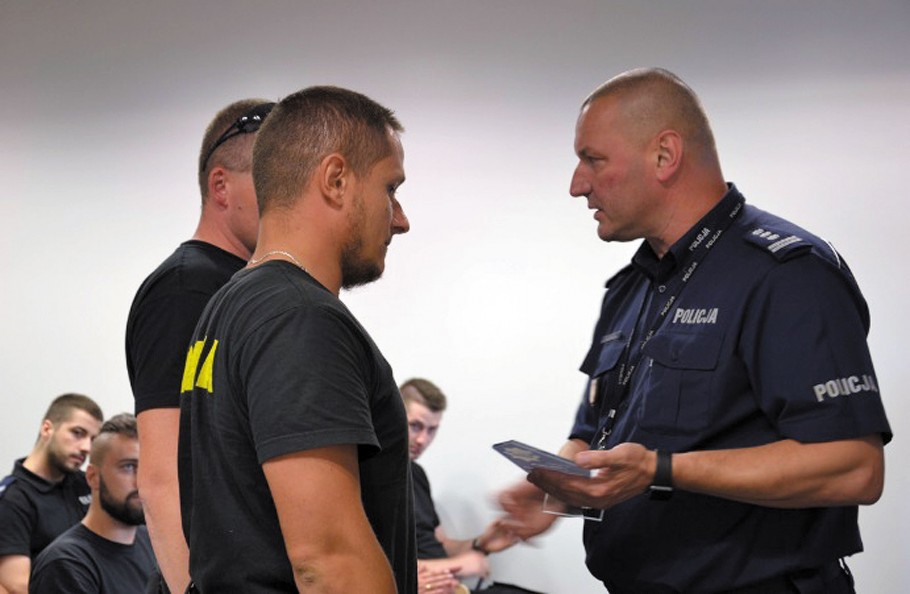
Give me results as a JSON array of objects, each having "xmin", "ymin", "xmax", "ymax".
[{"xmin": 654, "ymin": 130, "xmax": 682, "ymax": 183}]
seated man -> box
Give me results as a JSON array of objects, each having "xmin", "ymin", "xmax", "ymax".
[
  {"xmin": 0, "ymin": 394, "xmax": 104, "ymax": 594},
  {"xmin": 30, "ymin": 413, "xmax": 156, "ymax": 593},
  {"xmin": 401, "ymin": 378, "xmax": 542, "ymax": 594}
]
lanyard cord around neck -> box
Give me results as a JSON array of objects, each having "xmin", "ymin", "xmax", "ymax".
[{"xmin": 594, "ymin": 195, "xmax": 745, "ymax": 448}]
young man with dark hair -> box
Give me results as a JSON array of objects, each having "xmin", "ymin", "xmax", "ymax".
[
  {"xmin": 0, "ymin": 393, "xmax": 103, "ymax": 594},
  {"xmin": 179, "ymin": 85, "xmax": 415, "ymax": 593}
]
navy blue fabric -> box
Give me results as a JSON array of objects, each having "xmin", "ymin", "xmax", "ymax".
[{"xmin": 569, "ymin": 185, "xmax": 891, "ymax": 593}]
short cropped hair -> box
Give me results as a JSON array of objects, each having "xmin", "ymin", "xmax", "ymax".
[
  {"xmin": 584, "ymin": 67, "xmax": 718, "ymax": 161},
  {"xmin": 197, "ymin": 98, "xmax": 273, "ymax": 200},
  {"xmin": 90, "ymin": 413, "xmax": 138, "ymax": 465},
  {"xmin": 400, "ymin": 378, "xmax": 447, "ymax": 413},
  {"xmin": 252, "ymin": 86, "xmax": 403, "ymax": 213},
  {"xmin": 43, "ymin": 393, "xmax": 103, "ymax": 426}
]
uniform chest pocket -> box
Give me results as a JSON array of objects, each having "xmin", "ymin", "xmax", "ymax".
[{"xmin": 637, "ymin": 330, "xmax": 724, "ymax": 434}]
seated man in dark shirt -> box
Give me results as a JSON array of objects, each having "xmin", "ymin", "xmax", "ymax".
[
  {"xmin": 0, "ymin": 393, "xmax": 103, "ymax": 594},
  {"xmin": 30, "ymin": 413, "xmax": 156, "ymax": 593},
  {"xmin": 402, "ymin": 378, "xmax": 542, "ymax": 594}
]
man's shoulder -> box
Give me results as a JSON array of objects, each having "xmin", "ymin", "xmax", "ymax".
[
  {"xmin": 0, "ymin": 460, "xmax": 42, "ymax": 502},
  {"xmin": 736, "ymin": 205, "xmax": 843, "ymax": 268},
  {"xmin": 31, "ymin": 524, "xmax": 95, "ymax": 576},
  {"xmin": 135, "ymin": 240, "xmax": 246, "ymax": 298}
]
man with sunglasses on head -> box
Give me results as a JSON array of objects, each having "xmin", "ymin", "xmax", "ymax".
[{"xmin": 125, "ymin": 98, "xmax": 273, "ymax": 594}]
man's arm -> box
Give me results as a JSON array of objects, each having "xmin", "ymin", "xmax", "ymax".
[
  {"xmin": 0, "ymin": 555, "xmax": 29, "ymax": 594},
  {"xmin": 435, "ymin": 518, "xmax": 518, "ymax": 557},
  {"xmin": 263, "ymin": 444, "xmax": 397, "ymax": 594},
  {"xmin": 529, "ymin": 435, "xmax": 884, "ymax": 511},
  {"xmin": 136, "ymin": 408, "xmax": 189, "ymax": 594}
]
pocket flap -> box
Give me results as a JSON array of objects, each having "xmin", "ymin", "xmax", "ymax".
[
  {"xmin": 581, "ymin": 335, "xmax": 626, "ymax": 376},
  {"xmin": 644, "ymin": 331, "xmax": 722, "ymax": 370}
]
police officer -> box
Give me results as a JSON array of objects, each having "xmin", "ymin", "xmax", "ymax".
[{"xmin": 498, "ymin": 68, "xmax": 891, "ymax": 594}]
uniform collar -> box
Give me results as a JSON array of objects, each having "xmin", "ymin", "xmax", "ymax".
[
  {"xmin": 12, "ymin": 457, "xmax": 80, "ymax": 493},
  {"xmin": 632, "ymin": 183, "xmax": 743, "ymax": 282}
]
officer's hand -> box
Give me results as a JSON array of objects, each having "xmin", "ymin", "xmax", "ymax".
[{"xmin": 528, "ymin": 442, "xmax": 654, "ymax": 510}]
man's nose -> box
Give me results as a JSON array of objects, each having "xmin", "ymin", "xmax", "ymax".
[
  {"xmin": 569, "ymin": 165, "xmax": 590, "ymax": 197},
  {"xmin": 392, "ymin": 199, "xmax": 410, "ymax": 235}
]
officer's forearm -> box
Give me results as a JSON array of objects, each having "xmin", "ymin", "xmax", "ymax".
[{"xmin": 673, "ymin": 435, "xmax": 884, "ymax": 508}]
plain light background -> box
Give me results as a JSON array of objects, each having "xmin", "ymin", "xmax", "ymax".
[{"xmin": 2, "ymin": 1, "xmax": 907, "ymax": 592}]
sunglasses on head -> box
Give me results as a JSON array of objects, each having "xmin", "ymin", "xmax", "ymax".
[{"xmin": 200, "ymin": 102, "xmax": 276, "ymax": 173}]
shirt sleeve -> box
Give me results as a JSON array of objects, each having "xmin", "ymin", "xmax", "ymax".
[
  {"xmin": 0, "ymin": 490, "xmax": 33, "ymax": 556},
  {"xmin": 741, "ymin": 254, "xmax": 891, "ymax": 443},
  {"xmin": 238, "ymin": 303, "xmax": 381, "ymax": 464},
  {"xmin": 129, "ymin": 289, "xmax": 214, "ymax": 414}
]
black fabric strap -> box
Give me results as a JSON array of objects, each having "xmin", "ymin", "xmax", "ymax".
[{"xmin": 649, "ymin": 449, "xmax": 673, "ymax": 500}]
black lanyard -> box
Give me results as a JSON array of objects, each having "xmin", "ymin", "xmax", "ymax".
[{"xmin": 593, "ymin": 195, "xmax": 745, "ymax": 448}]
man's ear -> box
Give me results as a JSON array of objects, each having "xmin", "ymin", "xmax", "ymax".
[
  {"xmin": 39, "ymin": 419, "xmax": 54, "ymax": 441},
  {"xmin": 85, "ymin": 463, "xmax": 99, "ymax": 490},
  {"xmin": 318, "ymin": 153, "xmax": 349, "ymax": 210},
  {"xmin": 654, "ymin": 130, "xmax": 683, "ymax": 183},
  {"xmin": 206, "ymin": 167, "xmax": 230, "ymax": 209}
]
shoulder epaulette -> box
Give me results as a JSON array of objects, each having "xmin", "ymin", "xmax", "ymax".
[
  {"xmin": 0, "ymin": 475, "xmax": 16, "ymax": 499},
  {"xmin": 743, "ymin": 227, "xmax": 812, "ymax": 261}
]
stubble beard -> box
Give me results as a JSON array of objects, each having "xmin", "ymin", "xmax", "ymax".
[
  {"xmin": 46, "ymin": 443, "xmax": 80, "ymax": 476},
  {"xmin": 340, "ymin": 194, "xmax": 383, "ymax": 290}
]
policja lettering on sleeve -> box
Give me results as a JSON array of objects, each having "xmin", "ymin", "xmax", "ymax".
[{"xmin": 813, "ymin": 374, "xmax": 879, "ymax": 402}]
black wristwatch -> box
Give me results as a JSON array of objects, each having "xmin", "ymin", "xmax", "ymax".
[{"xmin": 649, "ymin": 449, "xmax": 673, "ymax": 500}]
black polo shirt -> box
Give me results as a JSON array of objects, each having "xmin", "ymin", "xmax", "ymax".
[
  {"xmin": 570, "ymin": 185, "xmax": 891, "ymax": 593},
  {"xmin": 0, "ymin": 459, "xmax": 91, "ymax": 559}
]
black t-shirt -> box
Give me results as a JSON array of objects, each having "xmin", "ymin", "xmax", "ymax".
[
  {"xmin": 178, "ymin": 261, "xmax": 417, "ymax": 593},
  {"xmin": 411, "ymin": 462, "xmax": 448, "ymax": 559},
  {"xmin": 0, "ymin": 460, "xmax": 90, "ymax": 559},
  {"xmin": 29, "ymin": 524, "xmax": 156, "ymax": 593},
  {"xmin": 126, "ymin": 240, "xmax": 245, "ymax": 413}
]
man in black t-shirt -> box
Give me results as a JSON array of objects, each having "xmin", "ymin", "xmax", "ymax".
[
  {"xmin": 30, "ymin": 413, "xmax": 156, "ymax": 594},
  {"xmin": 0, "ymin": 394, "xmax": 103, "ymax": 594},
  {"xmin": 179, "ymin": 86, "xmax": 417, "ymax": 593},
  {"xmin": 125, "ymin": 98, "xmax": 273, "ymax": 594},
  {"xmin": 402, "ymin": 379, "xmax": 535, "ymax": 594}
]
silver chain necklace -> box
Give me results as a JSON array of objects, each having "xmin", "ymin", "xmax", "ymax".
[{"xmin": 249, "ymin": 249, "xmax": 308, "ymax": 272}]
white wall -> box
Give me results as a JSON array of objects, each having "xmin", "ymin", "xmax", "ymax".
[{"xmin": 2, "ymin": 1, "xmax": 907, "ymax": 592}]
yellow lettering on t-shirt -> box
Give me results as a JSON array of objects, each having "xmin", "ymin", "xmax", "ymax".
[
  {"xmin": 181, "ymin": 339, "xmax": 206, "ymax": 393},
  {"xmin": 195, "ymin": 340, "xmax": 218, "ymax": 393}
]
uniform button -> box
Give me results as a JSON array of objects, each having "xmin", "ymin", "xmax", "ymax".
[{"xmin": 658, "ymin": 285, "xmax": 666, "ymax": 293}]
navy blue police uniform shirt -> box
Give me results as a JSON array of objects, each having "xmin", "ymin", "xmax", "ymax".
[
  {"xmin": 569, "ymin": 185, "xmax": 892, "ymax": 593},
  {"xmin": 0, "ymin": 459, "xmax": 91, "ymax": 559}
]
